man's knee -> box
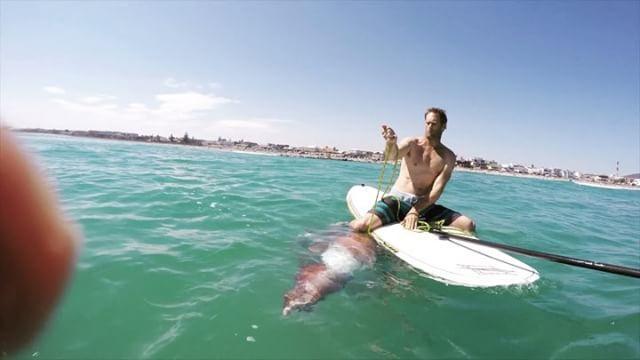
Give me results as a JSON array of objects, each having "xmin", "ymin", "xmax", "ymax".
[
  {"xmin": 466, "ymin": 219, "xmax": 477, "ymax": 233},
  {"xmin": 349, "ymin": 214, "xmax": 382, "ymax": 233},
  {"xmin": 453, "ymin": 215, "xmax": 476, "ymax": 233},
  {"xmin": 349, "ymin": 219, "xmax": 369, "ymax": 233}
]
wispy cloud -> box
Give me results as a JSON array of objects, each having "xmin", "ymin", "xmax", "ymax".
[
  {"xmin": 51, "ymin": 98, "xmax": 118, "ymax": 113},
  {"xmin": 47, "ymin": 88, "xmax": 237, "ymax": 123},
  {"xmin": 164, "ymin": 78, "xmax": 223, "ymax": 91},
  {"xmin": 40, "ymin": 84, "xmax": 296, "ymax": 142},
  {"xmin": 126, "ymin": 103, "xmax": 149, "ymax": 112},
  {"xmin": 43, "ymin": 86, "xmax": 66, "ymax": 95},
  {"xmin": 155, "ymin": 92, "xmax": 235, "ymax": 118},
  {"xmin": 216, "ymin": 120, "xmax": 270, "ymax": 129},
  {"xmin": 81, "ymin": 95, "xmax": 117, "ymax": 104},
  {"xmin": 163, "ymin": 77, "xmax": 188, "ymax": 89}
]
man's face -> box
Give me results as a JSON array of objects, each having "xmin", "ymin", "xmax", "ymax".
[{"xmin": 425, "ymin": 112, "xmax": 445, "ymax": 137}]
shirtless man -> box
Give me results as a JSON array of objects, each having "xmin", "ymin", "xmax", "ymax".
[{"xmin": 350, "ymin": 107, "xmax": 476, "ymax": 233}]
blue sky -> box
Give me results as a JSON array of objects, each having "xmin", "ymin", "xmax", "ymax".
[{"xmin": 1, "ymin": 1, "xmax": 638, "ymax": 175}]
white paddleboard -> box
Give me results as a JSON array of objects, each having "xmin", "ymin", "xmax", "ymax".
[{"xmin": 347, "ymin": 185, "xmax": 539, "ymax": 287}]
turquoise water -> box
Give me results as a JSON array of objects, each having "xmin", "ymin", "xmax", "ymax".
[{"xmin": 15, "ymin": 133, "xmax": 640, "ymax": 359}]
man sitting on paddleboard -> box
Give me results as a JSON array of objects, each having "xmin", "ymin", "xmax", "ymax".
[{"xmin": 350, "ymin": 107, "xmax": 476, "ymax": 233}]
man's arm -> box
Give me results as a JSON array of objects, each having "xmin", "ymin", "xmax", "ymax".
[
  {"xmin": 385, "ymin": 137, "xmax": 415, "ymax": 161},
  {"xmin": 382, "ymin": 125, "xmax": 414, "ymax": 161},
  {"xmin": 402, "ymin": 157, "xmax": 456, "ymax": 230},
  {"xmin": 417, "ymin": 161, "xmax": 454, "ymax": 209}
]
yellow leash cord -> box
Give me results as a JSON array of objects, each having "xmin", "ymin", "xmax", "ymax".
[{"xmin": 367, "ymin": 145, "xmax": 400, "ymax": 235}]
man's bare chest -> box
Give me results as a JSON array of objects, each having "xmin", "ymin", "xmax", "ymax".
[{"xmin": 407, "ymin": 147, "xmax": 445, "ymax": 174}]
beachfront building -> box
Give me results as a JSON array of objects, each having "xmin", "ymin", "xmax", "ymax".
[
  {"xmin": 470, "ymin": 157, "xmax": 487, "ymax": 169},
  {"xmin": 209, "ymin": 137, "xmax": 235, "ymax": 147},
  {"xmin": 486, "ymin": 161, "xmax": 500, "ymax": 170},
  {"xmin": 457, "ymin": 158, "xmax": 473, "ymax": 168},
  {"xmin": 370, "ymin": 152, "xmax": 384, "ymax": 162},
  {"xmin": 292, "ymin": 146, "xmax": 322, "ymax": 155},
  {"xmin": 511, "ymin": 164, "xmax": 529, "ymax": 174},
  {"xmin": 235, "ymin": 140, "xmax": 258, "ymax": 149},
  {"xmin": 527, "ymin": 167, "xmax": 544, "ymax": 176},
  {"xmin": 344, "ymin": 149, "xmax": 372, "ymax": 158},
  {"xmin": 610, "ymin": 176, "xmax": 627, "ymax": 184},
  {"xmin": 583, "ymin": 174, "xmax": 610, "ymax": 183},
  {"xmin": 266, "ymin": 143, "xmax": 289, "ymax": 151}
]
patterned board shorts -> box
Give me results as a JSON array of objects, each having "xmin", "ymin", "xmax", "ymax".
[{"xmin": 369, "ymin": 188, "xmax": 461, "ymax": 226}]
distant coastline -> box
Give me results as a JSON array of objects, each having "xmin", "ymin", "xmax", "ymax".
[
  {"xmin": 13, "ymin": 127, "xmax": 640, "ymax": 188},
  {"xmin": 13, "ymin": 127, "xmax": 385, "ymax": 163},
  {"xmin": 454, "ymin": 167, "xmax": 569, "ymax": 182}
]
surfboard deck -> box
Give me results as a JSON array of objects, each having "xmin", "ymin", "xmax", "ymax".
[{"xmin": 346, "ymin": 184, "xmax": 539, "ymax": 287}]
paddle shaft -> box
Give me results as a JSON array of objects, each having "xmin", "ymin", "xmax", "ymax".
[{"xmin": 432, "ymin": 230, "xmax": 640, "ymax": 279}]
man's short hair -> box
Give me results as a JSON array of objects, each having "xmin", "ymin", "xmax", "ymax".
[{"xmin": 425, "ymin": 107, "xmax": 448, "ymax": 125}]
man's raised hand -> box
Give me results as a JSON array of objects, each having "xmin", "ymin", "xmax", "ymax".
[{"xmin": 381, "ymin": 125, "xmax": 397, "ymax": 145}]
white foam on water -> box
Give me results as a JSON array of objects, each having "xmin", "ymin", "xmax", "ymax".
[{"xmin": 321, "ymin": 244, "xmax": 360, "ymax": 275}]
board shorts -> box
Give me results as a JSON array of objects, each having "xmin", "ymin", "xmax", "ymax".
[{"xmin": 369, "ymin": 187, "xmax": 462, "ymax": 226}]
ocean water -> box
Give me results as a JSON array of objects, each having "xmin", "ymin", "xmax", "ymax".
[{"xmin": 14, "ymin": 133, "xmax": 640, "ymax": 359}]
